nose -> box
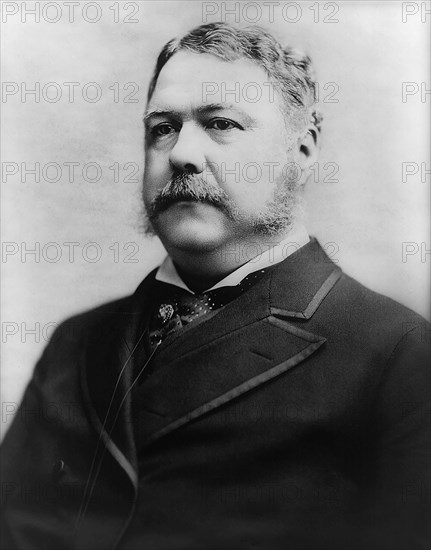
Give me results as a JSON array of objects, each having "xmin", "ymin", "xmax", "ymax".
[{"xmin": 169, "ymin": 123, "xmax": 205, "ymax": 174}]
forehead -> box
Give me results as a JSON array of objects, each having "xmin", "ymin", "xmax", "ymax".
[{"xmin": 148, "ymin": 50, "xmax": 284, "ymax": 117}]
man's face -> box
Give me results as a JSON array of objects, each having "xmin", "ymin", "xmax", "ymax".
[{"xmin": 143, "ymin": 51, "xmax": 304, "ymax": 253}]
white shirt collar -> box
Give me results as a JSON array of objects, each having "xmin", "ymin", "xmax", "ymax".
[{"xmin": 155, "ymin": 224, "xmax": 310, "ymax": 295}]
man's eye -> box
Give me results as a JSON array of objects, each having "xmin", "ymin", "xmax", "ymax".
[
  {"xmin": 152, "ymin": 123, "xmax": 176, "ymax": 137},
  {"xmin": 208, "ymin": 119, "xmax": 239, "ymax": 131}
]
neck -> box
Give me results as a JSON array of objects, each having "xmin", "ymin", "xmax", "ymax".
[{"xmin": 164, "ymin": 233, "xmax": 289, "ymax": 294}]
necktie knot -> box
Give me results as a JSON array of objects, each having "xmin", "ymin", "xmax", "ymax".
[{"xmin": 148, "ymin": 268, "xmax": 268, "ymax": 350}]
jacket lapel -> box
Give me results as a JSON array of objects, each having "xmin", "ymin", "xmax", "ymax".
[
  {"xmin": 81, "ymin": 239, "xmax": 343, "ymax": 460},
  {"xmin": 133, "ymin": 238, "xmax": 342, "ymax": 447},
  {"xmin": 80, "ymin": 271, "xmax": 158, "ymax": 488}
]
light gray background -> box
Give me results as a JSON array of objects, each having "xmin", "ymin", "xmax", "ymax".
[{"xmin": 1, "ymin": 0, "xmax": 430, "ymax": 436}]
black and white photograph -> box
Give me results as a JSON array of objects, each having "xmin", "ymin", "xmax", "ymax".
[{"xmin": 1, "ymin": 1, "xmax": 430, "ymax": 549}]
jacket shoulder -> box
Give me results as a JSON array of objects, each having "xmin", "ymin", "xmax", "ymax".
[
  {"xmin": 326, "ymin": 271, "xmax": 429, "ymax": 352},
  {"xmin": 53, "ymin": 295, "xmax": 135, "ymax": 341},
  {"xmin": 53, "ymin": 267, "xmax": 158, "ymax": 342},
  {"xmin": 335, "ymin": 271, "xmax": 427, "ymax": 322}
]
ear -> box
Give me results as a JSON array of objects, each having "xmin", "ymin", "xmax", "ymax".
[{"xmin": 298, "ymin": 127, "xmax": 319, "ymax": 167}]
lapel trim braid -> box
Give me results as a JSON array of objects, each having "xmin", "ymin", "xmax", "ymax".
[
  {"xmin": 79, "ymin": 271, "xmax": 158, "ymax": 496},
  {"xmin": 270, "ymin": 268, "xmax": 342, "ymax": 320},
  {"xmin": 145, "ymin": 320, "xmax": 325, "ymax": 445}
]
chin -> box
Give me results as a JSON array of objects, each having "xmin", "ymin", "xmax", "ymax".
[
  {"xmin": 155, "ymin": 206, "xmax": 229, "ymax": 252},
  {"xmin": 163, "ymin": 227, "xmax": 226, "ymax": 253}
]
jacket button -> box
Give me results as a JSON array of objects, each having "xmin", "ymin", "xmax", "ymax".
[{"xmin": 52, "ymin": 459, "xmax": 66, "ymax": 480}]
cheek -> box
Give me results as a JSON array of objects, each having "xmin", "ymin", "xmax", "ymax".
[
  {"xmin": 143, "ymin": 152, "xmax": 171, "ymax": 196},
  {"xmin": 144, "ymin": 150, "xmax": 170, "ymax": 177},
  {"xmin": 225, "ymin": 178, "xmax": 278, "ymax": 212},
  {"xmin": 211, "ymin": 150, "xmax": 280, "ymax": 210}
]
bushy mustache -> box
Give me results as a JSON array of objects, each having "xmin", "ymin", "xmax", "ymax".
[
  {"xmin": 143, "ymin": 171, "xmax": 301, "ymax": 238},
  {"xmin": 147, "ymin": 173, "xmax": 238, "ymax": 221}
]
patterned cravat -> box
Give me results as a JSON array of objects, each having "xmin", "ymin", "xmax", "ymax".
[{"xmin": 148, "ymin": 268, "xmax": 268, "ymax": 350}]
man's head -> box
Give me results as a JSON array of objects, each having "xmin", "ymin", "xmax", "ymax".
[{"xmin": 142, "ymin": 22, "xmax": 321, "ymax": 256}]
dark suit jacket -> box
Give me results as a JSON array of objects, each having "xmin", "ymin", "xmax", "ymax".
[{"xmin": 1, "ymin": 239, "xmax": 430, "ymax": 550}]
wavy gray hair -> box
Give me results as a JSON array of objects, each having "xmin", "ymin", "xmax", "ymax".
[{"xmin": 147, "ymin": 22, "xmax": 322, "ymax": 136}]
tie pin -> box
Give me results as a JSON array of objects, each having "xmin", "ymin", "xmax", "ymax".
[{"xmin": 158, "ymin": 303, "xmax": 174, "ymax": 324}]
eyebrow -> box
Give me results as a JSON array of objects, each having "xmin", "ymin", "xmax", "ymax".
[
  {"xmin": 143, "ymin": 104, "xmax": 256, "ymax": 125},
  {"xmin": 143, "ymin": 108, "xmax": 181, "ymax": 123}
]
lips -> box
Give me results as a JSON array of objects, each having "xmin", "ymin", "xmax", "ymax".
[{"xmin": 157, "ymin": 194, "xmax": 216, "ymax": 213}]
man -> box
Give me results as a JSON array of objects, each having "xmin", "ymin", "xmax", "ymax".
[{"xmin": 1, "ymin": 22, "xmax": 429, "ymax": 550}]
